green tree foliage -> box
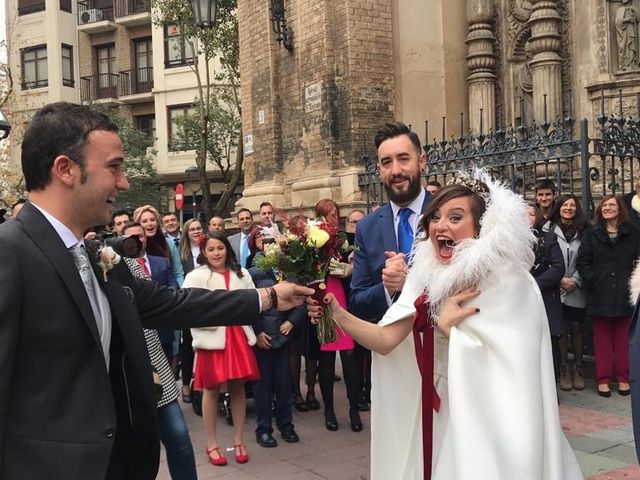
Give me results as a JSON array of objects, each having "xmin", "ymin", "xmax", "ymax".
[
  {"xmin": 88, "ymin": 104, "xmax": 168, "ymax": 212},
  {"xmin": 153, "ymin": 0, "xmax": 242, "ymax": 220}
]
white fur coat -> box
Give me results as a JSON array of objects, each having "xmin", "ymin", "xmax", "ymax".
[
  {"xmin": 629, "ymin": 261, "xmax": 640, "ymax": 306},
  {"xmin": 407, "ymin": 170, "xmax": 536, "ymax": 319}
]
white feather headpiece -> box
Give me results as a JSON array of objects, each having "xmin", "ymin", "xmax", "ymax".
[{"xmin": 407, "ymin": 169, "xmax": 536, "ymax": 319}]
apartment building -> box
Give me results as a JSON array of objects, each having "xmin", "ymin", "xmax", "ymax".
[{"xmin": 6, "ymin": 0, "xmax": 240, "ymax": 218}]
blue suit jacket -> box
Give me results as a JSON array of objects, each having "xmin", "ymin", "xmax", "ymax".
[
  {"xmin": 148, "ymin": 254, "xmax": 178, "ymax": 345},
  {"xmin": 349, "ymin": 191, "xmax": 431, "ymax": 321}
]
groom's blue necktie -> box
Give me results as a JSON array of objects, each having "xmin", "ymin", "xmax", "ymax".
[{"xmin": 397, "ymin": 207, "xmax": 414, "ymax": 257}]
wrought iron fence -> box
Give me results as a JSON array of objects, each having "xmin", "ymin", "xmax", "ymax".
[{"xmin": 359, "ymin": 96, "xmax": 640, "ymax": 217}]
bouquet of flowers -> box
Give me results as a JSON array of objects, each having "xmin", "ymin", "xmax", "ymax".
[{"xmin": 256, "ymin": 215, "xmax": 352, "ymax": 344}]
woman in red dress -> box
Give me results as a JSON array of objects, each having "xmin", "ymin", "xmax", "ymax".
[{"xmin": 183, "ymin": 231, "xmax": 260, "ymax": 467}]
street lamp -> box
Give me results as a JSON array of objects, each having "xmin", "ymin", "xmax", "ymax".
[
  {"xmin": 270, "ymin": 0, "xmax": 293, "ymax": 52},
  {"xmin": 191, "ymin": 0, "xmax": 217, "ymax": 29},
  {"xmin": 0, "ymin": 109, "xmax": 11, "ymax": 140}
]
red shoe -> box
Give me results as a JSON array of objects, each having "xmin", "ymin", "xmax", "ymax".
[
  {"xmin": 234, "ymin": 444, "xmax": 249, "ymax": 463},
  {"xmin": 206, "ymin": 447, "xmax": 227, "ymax": 466}
]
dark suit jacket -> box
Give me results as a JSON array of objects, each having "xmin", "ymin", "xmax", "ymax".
[
  {"xmin": 349, "ymin": 191, "xmax": 431, "ymax": 321},
  {"xmin": 148, "ymin": 254, "xmax": 179, "ymax": 346},
  {"xmin": 228, "ymin": 232, "xmax": 242, "ymax": 262},
  {"xmin": 0, "ymin": 203, "xmax": 260, "ymax": 480}
]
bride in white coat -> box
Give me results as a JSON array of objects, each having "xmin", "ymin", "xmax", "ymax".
[{"xmin": 314, "ymin": 171, "xmax": 583, "ymax": 480}]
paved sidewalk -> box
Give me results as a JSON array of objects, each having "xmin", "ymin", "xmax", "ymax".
[{"xmin": 157, "ymin": 375, "xmax": 640, "ymax": 479}]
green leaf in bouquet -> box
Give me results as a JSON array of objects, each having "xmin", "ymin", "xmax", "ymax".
[{"xmin": 288, "ymin": 240, "xmax": 305, "ymax": 258}]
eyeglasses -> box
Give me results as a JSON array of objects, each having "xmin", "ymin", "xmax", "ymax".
[
  {"xmin": 188, "ymin": 226, "xmax": 203, "ymax": 232},
  {"xmin": 346, "ymin": 220, "xmax": 360, "ymax": 225}
]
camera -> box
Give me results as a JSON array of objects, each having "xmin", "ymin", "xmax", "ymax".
[{"xmin": 87, "ymin": 227, "xmax": 143, "ymax": 258}]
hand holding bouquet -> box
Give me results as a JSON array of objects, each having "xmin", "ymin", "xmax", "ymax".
[{"xmin": 256, "ymin": 215, "xmax": 353, "ymax": 344}]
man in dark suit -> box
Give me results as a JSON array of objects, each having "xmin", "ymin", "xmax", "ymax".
[
  {"xmin": 350, "ymin": 121, "xmax": 431, "ymax": 321},
  {"xmin": 0, "ymin": 102, "xmax": 311, "ymax": 480},
  {"xmin": 228, "ymin": 208, "xmax": 255, "ymax": 268}
]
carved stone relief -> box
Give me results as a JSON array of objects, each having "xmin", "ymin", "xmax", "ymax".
[
  {"xmin": 558, "ymin": 0, "xmax": 574, "ymax": 116},
  {"xmin": 507, "ymin": 0, "xmax": 532, "ymax": 60},
  {"xmin": 597, "ymin": 0, "xmax": 610, "ymax": 73},
  {"xmin": 614, "ymin": 0, "xmax": 639, "ymax": 71},
  {"xmin": 494, "ymin": 5, "xmax": 504, "ymax": 127}
]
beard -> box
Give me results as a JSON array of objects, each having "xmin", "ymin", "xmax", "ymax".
[{"xmin": 384, "ymin": 173, "xmax": 422, "ymax": 205}]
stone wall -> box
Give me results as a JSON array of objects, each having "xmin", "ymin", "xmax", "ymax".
[{"xmin": 237, "ymin": 0, "xmax": 395, "ymax": 214}]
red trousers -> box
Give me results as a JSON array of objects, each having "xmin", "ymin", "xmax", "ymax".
[{"xmin": 592, "ymin": 315, "xmax": 631, "ymax": 385}]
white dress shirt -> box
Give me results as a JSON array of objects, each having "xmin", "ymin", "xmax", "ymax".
[{"xmin": 31, "ymin": 203, "xmax": 112, "ymax": 366}]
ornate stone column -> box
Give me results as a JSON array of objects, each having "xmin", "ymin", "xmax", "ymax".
[
  {"xmin": 466, "ymin": 0, "xmax": 496, "ymax": 133},
  {"xmin": 528, "ymin": 0, "xmax": 563, "ymax": 123}
]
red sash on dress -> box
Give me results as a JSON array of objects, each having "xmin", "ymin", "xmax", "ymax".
[
  {"xmin": 222, "ymin": 270, "xmax": 231, "ymax": 290},
  {"xmin": 412, "ymin": 294, "xmax": 441, "ymax": 480}
]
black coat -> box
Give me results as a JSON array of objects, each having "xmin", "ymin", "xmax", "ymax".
[
  {"xmin": 576, "ymin": 221, "xmax": 640, "ymax": 318},
  {"xmin": 0, "ymin": 203, "xmax": 261, "ymax": 480},
  {"xmin": 530, "ymin": 230, "xmax": 566, "ymax": 336}
]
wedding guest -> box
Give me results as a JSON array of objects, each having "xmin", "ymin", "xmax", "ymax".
[
  {"xmin": 345, "ymin": 209, "xmax": 365, "ymax": 235},
  {"xmin": 122, "ymin": 222, "xmax": 197, "ymax": 480},
  {"xmin": 426, "ymin": 181, "xmax": 442, "ymax": 196},
  {"xmin": 535, "ymin": 179, "xmax": 557, "ymax": 219},
  {"xmin": 183, "ymin": 231, "xmax": 260, "ymax": 467},
  {"xmin": 577, "ymin": 195, "xmax": 640, "ymax": 397},
  {"xmin": 134, "ymin": 205, "xmax": 185, "ymax": 286},
  {"xmin": 162, "ymin": 212, "xmax": 182, "ymax": 249},
  {"xmin": 345, "ymin": 208, "xmax": 369, "ymax": 410},
  {"xmin": 527, "ymin": 202, "xmax": 565, "ymax": 381},
  {"xmin": 178, "ymin": 218, "xmax": 204, "ymax": 404},
  {"xmin": 228, "ymin": 208, "xmax": 254, "ymax": 267},
  {"xmin": 134, "ymin": 205, "xmax": 183, "ymax": 373},
  {"xmin": 245, "ymin": 226, "xmax": 264, "ymax": 269},
  {"xmin": 259, "ymin": 202, "xmax": 280, "ymax": 239},
  {"xmin": 112, "ymin": 209, "xmax": 130, "ymax": 236},
  {"xmin": 248, "ymin": 247, "xmax": 303, "ymax": 448},
  {"xmin": 301, "ymin": 199, "xmax": 364, "ymax": 432},
  {"xmin": 546, "ymin": 195, "xmax": 590, "ymax": 391},
  {"xmin": 311, "ymin": 172, "xmax": 583, "ymax": 480},
  {"xmin": 208, "ymin": 216, "xmax": 225, "ymax": 233}
]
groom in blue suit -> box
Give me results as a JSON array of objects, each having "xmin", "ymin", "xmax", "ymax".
[{"xmin": 350, "ymin": 122, "xmax": 431, "ymax": 322}]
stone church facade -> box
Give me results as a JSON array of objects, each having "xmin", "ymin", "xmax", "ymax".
[{"xmin": 236, "ymin": 0, "xmax": 640, "ymax": 214}]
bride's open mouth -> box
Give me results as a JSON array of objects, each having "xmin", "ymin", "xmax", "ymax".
[{"xmin": 437, "ymin": 238, "xmax": 457, "ymax": 260}]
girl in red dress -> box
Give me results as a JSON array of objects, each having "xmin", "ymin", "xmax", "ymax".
[{"xmin": 183, "ymin": 231, "xmax": 260, "ymax": 467}]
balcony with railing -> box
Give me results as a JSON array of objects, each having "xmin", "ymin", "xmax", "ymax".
[
  {"xmin": 114, "ymin": 0, "xmax": 151, "ymax": 27},
  {"xmin": 80, "ymin": 73, "xmax": 119, "ymax": 103},
  {"xmin": 77, "ymin": 1, "xmax": 116, "ymax": 33},
  {"xmin": 118, "ymin": 67, "xmax": 153, "ymax": 103}
]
